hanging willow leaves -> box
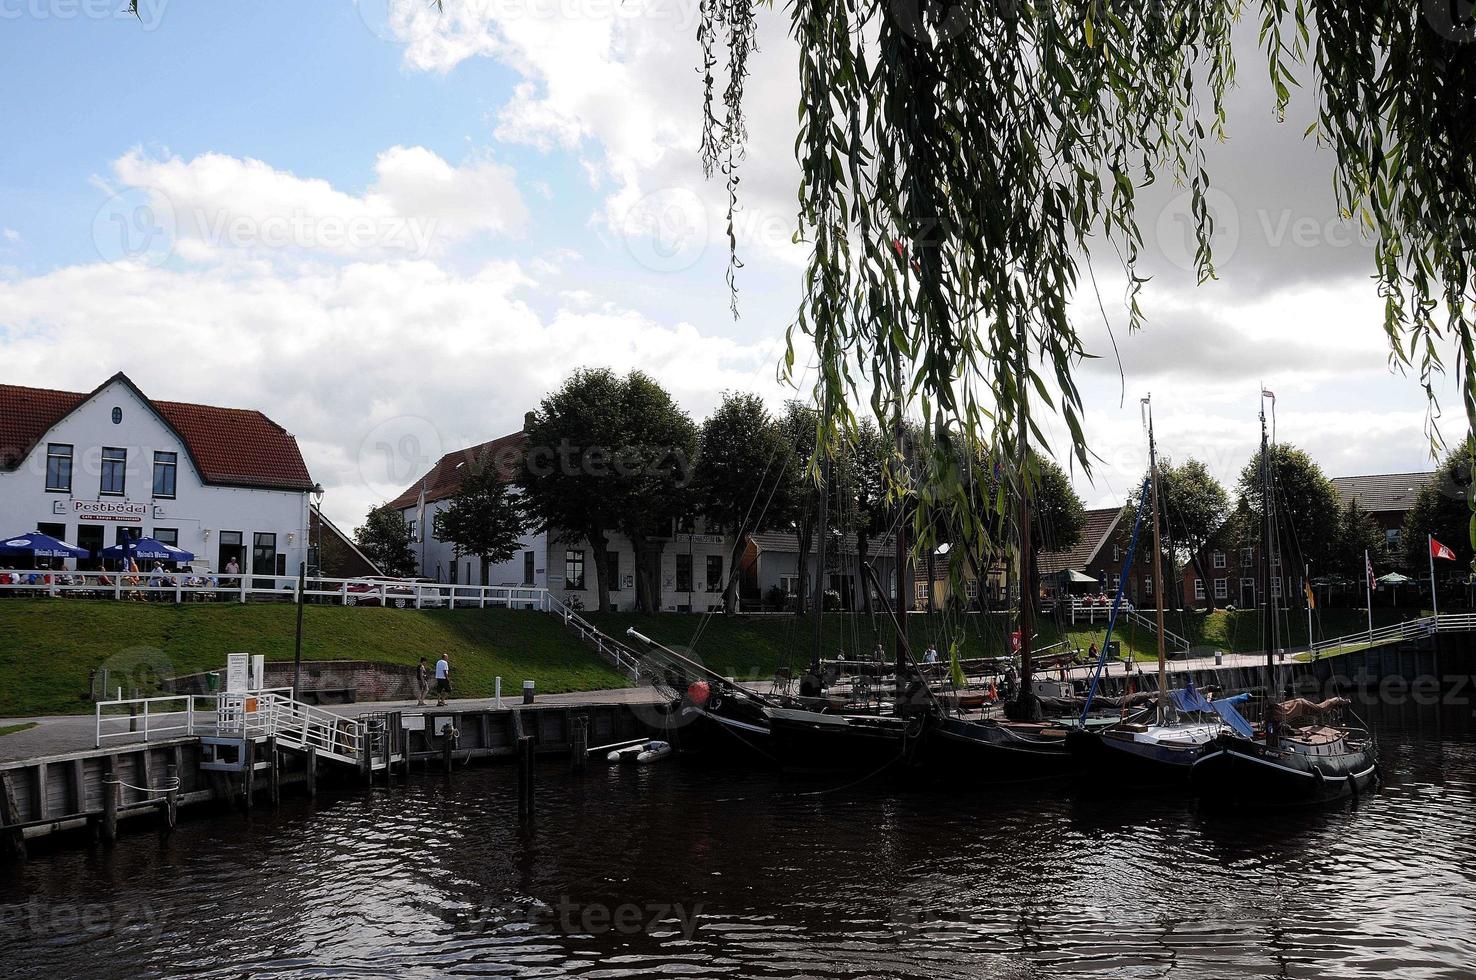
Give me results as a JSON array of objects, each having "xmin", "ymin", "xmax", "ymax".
[{"xmin": 698, "ymin": 0, "xmax": 1476, "ymax": 553}]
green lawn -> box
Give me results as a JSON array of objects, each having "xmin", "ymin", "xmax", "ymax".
[
  {"xmin": 0, "ymin": 722, "xmax": 37, "ymax": 737},
  {"xmin": 0, "ymin": 599, "xmax": 628, "ymax": 717}
]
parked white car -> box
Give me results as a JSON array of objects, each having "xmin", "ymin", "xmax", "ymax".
[{"xmin": 344, "ymin": 576, "xmax": 447, "ymax": 609}]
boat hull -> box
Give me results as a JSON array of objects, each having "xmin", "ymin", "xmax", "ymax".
[
  {"xmin": 913, "ymin": 716, "xmax": 1078, "ymax": 783},
  {"xmin": 672, "ymin": 699, "xmax": 776, "ymax": 765},
  {"xmin": 1189, "ymin": 734, "xmax": 1378, "ymax": 808},
  {"xmin": 767, "ymin": 706, "xmax": 913, "ymax": 773},
  {"xmin": 1066, "ymin": 725, "xmax": 1213, "ymax": 786}
]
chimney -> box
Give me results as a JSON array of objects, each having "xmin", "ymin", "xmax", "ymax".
[{"xmin": 523, "ymin": 411, "xmax": 536, "ymax": 433}]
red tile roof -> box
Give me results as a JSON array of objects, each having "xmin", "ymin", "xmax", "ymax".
[
  {"xmin": 1037, "ymin": 506, "xmax": 1123, "ymax": 576},
  {"xmin": 0, "ymin": 374, "xmax": 314, "ymax": 492},
  {"xmin": 1330, "ymin": 472, "xmax": 1435, "ymax": 514},
  {"xmin": 387, "ymin": 431, "xmax": 527, "ymax": 510}
]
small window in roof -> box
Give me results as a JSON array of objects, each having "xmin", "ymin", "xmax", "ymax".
[{"xmin": 111, "ymin": 407, "xmax": 123, "ymax": 424}]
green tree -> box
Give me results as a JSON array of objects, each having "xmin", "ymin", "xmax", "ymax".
[
  {"xmin": 1132, "ymin": 458, "xmax": 1230, "ymax": 610},
  {"xmin": 1403, "ymin": 439, "xmax": 1476, "ymax": 579},
  {"xmin": 615, "ymin": 372, "xmax": 698, "ymax": 613},
  {"xmin": 836, "ymin": 419, "xmax": 889, "ymax": 618},
  {"xmin": 1237, "ymin": 444, "xmax": 1342, "ymax": 572},
  {"xmin": 695, "ymin": 392, "xmax": 796, "ymax": 614},
  {"xmin": 777, "ymin": 400, "xmax": 820, "ymax": 614},
  {"xmin": 518, "ymin": 368, "xmax": 630, "ymax": 613},
  {"xmin": 432, "ymin": 449, "xmax": 528, "ymax": 578},
  {"xmin": 353, "ymin": 505, "xmax": 416, "ymax": 578},
  {"xmin": 1335, "ymin": 499, "xmax": 1384, "ymax": 580}
]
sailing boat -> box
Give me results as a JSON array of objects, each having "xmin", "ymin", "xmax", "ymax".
[
  {"xmin": 1188, "ymin": 392, "xmax": 1379, "ymax": 807},
  {"xmin": 1066, "ymin": 396, "xmax": 1229, "ymax": 782}
]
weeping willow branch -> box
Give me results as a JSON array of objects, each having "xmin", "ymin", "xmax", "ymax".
[{"xmin": 701, "ymin": 0, "xmax": 1476, "ymax": 551}]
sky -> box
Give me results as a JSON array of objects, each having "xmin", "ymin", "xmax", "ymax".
[{"xmin": 0, "ymin": 1, "xmax": 1461, "ymax": 529}]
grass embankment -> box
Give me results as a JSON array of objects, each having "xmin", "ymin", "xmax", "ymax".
[
  {"xmin": 0, "ymin": 600, "xmax": 628, "ymax": 717},
  {"xmin": 0, "ymin": 722, "xmax": 37, "ymax": 737}
]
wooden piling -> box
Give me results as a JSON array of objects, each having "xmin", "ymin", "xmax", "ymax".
[
  {"xmin": 517, "ymin": 735, "xmax": 535, "ymax": 822},
  {"xmin": 305, "ymin": 745, "xmax": 318, "ymax": 799},
  {"xmin": 243, "ymin": 740, "xmax": 256, "ymax": 812},
  {"xmin": 101, "ymin": 766, "xmax": 118, "ymax": 842},
  {"xmin": 164, "ymin": 763, "xmax": 179, "ymax": 829},
  {"xmin": 442, "ymin": 724, "xmax": 454, "ymax": 778},
  {"xmin": 571, "ymin": 718, "xmax": 588, "ymax": 771},
  {"xmin": 0, "ymin": 771, "xmax": 27, "ymax": 861},
  {"xmin": 267, "ymin": 736, "xmax": 280, "ymax": 807}
]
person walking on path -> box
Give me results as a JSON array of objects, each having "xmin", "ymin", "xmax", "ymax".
[
  {"xmin": 416, "ymin": 657, "xmax": 430, "ymax": 706},
  {"xmin": 434, "ymin": 654, "xmax": 451, "ymax": 706}
]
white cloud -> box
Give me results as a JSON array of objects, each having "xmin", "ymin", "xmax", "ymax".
[
  {"xmin": 104, "ymin": 145, "xmax": 526, "ymax": 262},
  {"xmin": 1, "ymin": 229, "xmax": 19, "ymax": 244},
  {"xmin": 0, "ymin": 257, "xmax": 784, "ymax": 527}
]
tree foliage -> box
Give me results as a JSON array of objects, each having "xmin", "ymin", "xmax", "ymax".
[
  {"xmin": 353, "ymin": 504, "xmax": 417, "ymax": 578},
  {"xmin": 1335, "ymin": 499, "xmax": 1385, "ymax": 578},
  {"xmin": 1403, "ymin": 438, "xmax": 1476, "ymax": 573},
  {"xmin": 1236, "ymin": 444, "xmax": 1341, "ymax": 570},
  {"xmin": 1131, "ymin": 457, "xmax": 1230, "ymax": 607},
  {"xmin": 432, "ymin": 449, "xmax": 528, "ymax": 568},
  {"xmin": 517, "ymin": 368, "xmax": 634, "ymax": 613},
  {"xmin": 697, "ymin": 0, "xmax": 1476, "ymax": 554},
  {"xmin": 696, "ymin": 392, "xmax": 796, "ymax": 613}
]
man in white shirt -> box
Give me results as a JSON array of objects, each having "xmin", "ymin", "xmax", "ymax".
[{"xmin": 434, "ymin": 654, "xmax": 451, "ymax": 706}]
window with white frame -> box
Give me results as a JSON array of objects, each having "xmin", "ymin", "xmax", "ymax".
[
  {"xmin": 1214, "ymin": 578, "xmax": 1228, "ymax": 599},
  {"xmin": 564, "ymin": 549, "xmax": 586, "ymax": 590},
  {"xmin": 1240, "ymin": 547, "xmax": 1254, "ymax": 567},
  {"xmin": 1213, "ymin": 551, "xmax": 1226, "ymax": 569},
  {"xmin": 1194, "ymin": 579, "xmax": 1206, "ymax": 600},
  {"xmin": 45, "ymin": 443, "xmax": 73, "ymax": 492},
  {"xmin": 1271, "ymin": 577, "xmax": 1283, "ymax": 598},
  {"xmin": 965, "ymin": 579, "xmax": 979, "ymax": 600},
  {"xmin": 915, "ymin": 580, "xmax": 930, "ymax": 603},
  {"xmin": 1145, "ymin": 576, "xmax": 1154, "ymax": 595}
]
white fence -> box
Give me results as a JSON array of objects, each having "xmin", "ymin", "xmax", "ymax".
[
  {"xmin": 95, "ymin": 687, "xmax": 364, "ymax": 763},
  {"xmin": 0, "ymin": 568, "xmax": 548, "ymax": 610},
  {"xmin": 1310, "ymin": 612, "xmax": 1476, "ymax": 658}
]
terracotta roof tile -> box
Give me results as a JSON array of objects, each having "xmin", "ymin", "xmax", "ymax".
[
  {"xmin": 0, "ymin": 377, "xmax": 313, "ymax": 492},
  {"xmin": 1330, "ymin": 472, "xmax": 1435, "ymax": 514},
  {"xmin": 388, "ymin": 431, "xmax": 527, "ymax": 510},
  {"xmin": 1037, "ymin": 506, "xmax": 1123, "ymax": 575}
]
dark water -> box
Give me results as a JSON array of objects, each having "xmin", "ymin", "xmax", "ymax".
[{"xmin": 2, "ymin": 701, "xmax": 1473, "ymax": 979}]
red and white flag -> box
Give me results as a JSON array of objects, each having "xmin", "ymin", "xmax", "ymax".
[
  {"xmin": 1431, "ymin": 537, "xmax": 1457, "ymax": 561},
  {"xmin": 1365, "ymin": 551, "xmax": 1376, "ymax": 590}
]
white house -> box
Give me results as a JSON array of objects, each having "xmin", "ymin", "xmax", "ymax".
[
  {"xmin": 389, "ymin": 431, "xmax": 736, "ymax": 612},
  {"xmin": 0, "ymin": 372, "xmax": 317, "ymax": 580}
]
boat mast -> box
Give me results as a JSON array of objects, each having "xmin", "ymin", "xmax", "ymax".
[
  {"xmin": 1014, "ymin": 340, "xmax": 1036, "ymax": 719},
  {"xmin": 892, "ymin": 349, "xmax": 908, "ymax": 702},
  {"xmin": 811, "ymin": 392, "xmax": 830, "ymax": 674},
  {"xmin": 1259, "ymin": 395, "xmax": 1274, "ymax": 681},
  {"xmin": 1145, "ymin": 396, "xmax": 1168, "ymax": 721}
]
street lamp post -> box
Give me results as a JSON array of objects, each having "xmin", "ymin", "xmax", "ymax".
[{"xmin": 295, "ymin": 483, "xmax": 325, "ymax": 699}]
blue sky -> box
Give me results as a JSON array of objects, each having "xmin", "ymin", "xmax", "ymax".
[{"xmin": 0, "ymin": 3, "xmax": 1460, "ymax": 527}]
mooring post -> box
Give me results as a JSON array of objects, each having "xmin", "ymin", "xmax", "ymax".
[
  {"xmin": 267, "ymin": 736, "xmax": 280, "ymax": 807},
  {"xmin": 517, "ymin": 734, "xmax": 535, "ymax": 822},
  {"xmin": 305, "ymin": 745, "xmax": 318, "ymax": 799},
  {"xmin": 0, "ymin": 772, "xmax": 27, "ymax": 861},
  {"xmin": 382, "ymin": 715, "xmax": 395, "ymax": 786},
  {"xmin": 164, "ymin": 762, "xmax": 179, "ymax": 830},
  {"xmin": 442, "ymin": 724, "xmax": 454, "ymax": 778},
  {"xmin": 102, "ymin": 766, "xmax": 119, "ymax": 842},
  {"xmin": 523, "ymin": 680, "xmax": 535, "ymax": 705},
  {"xmin": 571, "ymin": 718, "xmax": 588, "ymax": 771},
  {"xmin": 243, "ymin": 739, "xmax": 256, "ymax": 812}
]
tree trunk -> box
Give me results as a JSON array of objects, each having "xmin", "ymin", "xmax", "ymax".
[
  {"xmin": 856, "ymin": 534, "xmax": 874, "ymax": 620},
  {"xmin": 588, "ymin": 528, "xmax": 611, "ymax": 614},
  {"xmin": 630, "ymin": 536, "xmax": 666, "ymax": 613},
  {"xmin": 794, "ymin": 518, "xmax": 813, "ymax": 615},
  {"xmin": 723, "ymin": 537, "xmax": 746, "ymax": 615}
]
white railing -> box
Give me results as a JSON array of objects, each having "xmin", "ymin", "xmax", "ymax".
[
  {"xmin": 94, "ymin": 692, "xmax": 215, "ymax": 747},
  {"xmin": 94, "ymin": 687, "xmax": 363, "ymax": 762},
  {"xmin": 1123, "ymin": 609, "xmax": 1193, "ymax": 652},
  {"xmin": 0, "ymin": 569, "xmax": 548, "ymax": 610},
  {"xmin": 541, "ymin": 591, "xmax": 642, "ymax": 678},
  {"xmin": 1307, "ymin": 613, "xmax": 1476, "ymax": 658}
]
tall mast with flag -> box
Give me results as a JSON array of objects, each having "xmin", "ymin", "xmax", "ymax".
[
  {"xmin": 1430, "ymin": 534, "xmax": 1457, "ymax": 619},
  {"xmin": 1143, "ymin": 394, "xmax": 1168, "ymax": 719},
  {"xmin": 1365, "ymin": 548, "xmax": 1375, "ymax": 642}
]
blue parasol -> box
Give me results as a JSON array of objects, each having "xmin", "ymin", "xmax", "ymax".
[{"xmin": 0, "ymin": 531, "xmax": 89, "ymax": 560}]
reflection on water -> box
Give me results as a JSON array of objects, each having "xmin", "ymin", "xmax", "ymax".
[{"xmin": 1, "ymin": 702, "xmax": 1472, "ymax": 979}]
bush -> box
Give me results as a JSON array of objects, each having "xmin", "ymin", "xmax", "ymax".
[{"xmin": 764, "ymin": 585, "xmax": 789, "ymax": 611}]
